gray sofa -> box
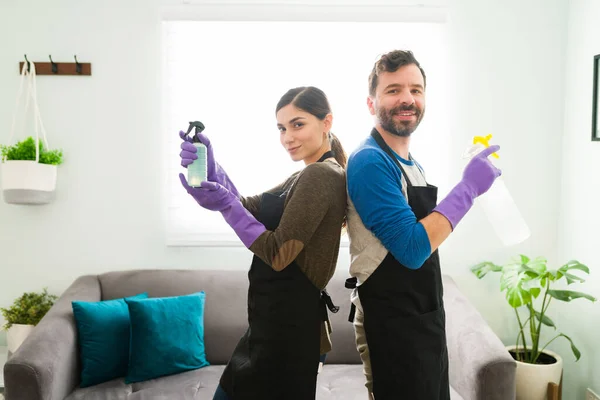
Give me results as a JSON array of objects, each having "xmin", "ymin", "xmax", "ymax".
[{"xmin": 3, "ymin": 270, "xmax": 516, "ymax": 400}]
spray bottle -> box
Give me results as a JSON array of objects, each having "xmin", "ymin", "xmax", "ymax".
[
  {"xmin": 184, "ymin": 120, "xmax": 208, "ymax": 188},
  {"xmin": 462, "ymin": 134, "xmax": 531, "ymax": 246}
]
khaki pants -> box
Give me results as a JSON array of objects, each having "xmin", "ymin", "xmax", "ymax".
[{"xmin": 353, "ymin": 304, "xmax": 375, "ymax": 400}]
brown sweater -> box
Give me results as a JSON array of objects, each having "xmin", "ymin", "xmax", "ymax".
[{"xmin": 241, "ymin": 159, "xmax": 347, "ymax": 353}]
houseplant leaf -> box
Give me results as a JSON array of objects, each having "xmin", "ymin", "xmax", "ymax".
[
  {"xmin": 0, "ymin": 288, "xmax": 58, "ymax": 330},
  {"xmin": 562, "ymin": 272, "xmax": 585, "ymax": 285},
  {"xmin": 471, "ymin": 262, "xmax": 502, "ymax": 279},
  {"xmin": 547, "ymin": 290, "xmax": 596, "ymax": 302},
  {"xmin": 559, "ymin": 260, "xmax": 589, "ymax": 274},
  {"xmin": 534, "ymin": 311, "xmax": 555, "ymax": 328},
  {"xmin": 557, "ymin": 261, "xmax": 589, "ymax": 284},
  {"xmin": 1, "ymin": 137, "xmax": 63, "ymax": 166},
  {"xmin": 526, "ymin": 256, "xmax": 547, "ymax": 274},
  {"xmin": 522, "ymin": 278, "xmax": 542, "ymax": 299},
  {"xmin": 559, "ymin": 333, "xmax": 581, "ymax": 361},
  {"xmin": 501, "ymin": 264, "xmax": 532, "ymax": 308},
  {"xmin": 471, "ymin": 255, "xmax": 593, "ymax": 368},
  {"xmin": 520, "ymin": 265, "xmax": 541, "ymax": 279}
]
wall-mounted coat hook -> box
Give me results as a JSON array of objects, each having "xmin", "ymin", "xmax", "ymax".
[
  {"xmin": 24, "ymin": 54, "xmax": 30, "ymax": 73},
  {"xmin": 18, "ymin": 55, "xmax": 91, "ymax": 76},
  {"xmin": 49, "ymin": 55, "xmax": 58, "ymax": 73},
  {"xmin": 74, "ymin": 55, "xmax": 82, "ymax": 74}
]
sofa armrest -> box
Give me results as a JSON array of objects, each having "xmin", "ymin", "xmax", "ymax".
[
  {"xmin": 4, "ymin": 275, "xmax": 101, "ymax": 400},
  {"xmin": 443, "ymin": 275, "xmax": 516, "ymax": 400}
]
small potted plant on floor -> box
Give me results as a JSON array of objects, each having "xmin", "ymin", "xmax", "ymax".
[
  {"xmin": 1, "ymin": 136, "xmax": 63, "ymax": 205},
  {"xmin": 471, "ymin": 255, "xmax": 596, "ymax": 400},
  {"xmin": 1, "ymin": 288, "xmax": 58, "ymax": 353}
]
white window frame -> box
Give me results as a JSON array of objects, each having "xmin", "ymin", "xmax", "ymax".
[
  {"xmin": 160, "ymin": 0, "xmax": 448, "ymax": 23},
  {"xmin": 162, "ymin": 1, "xmax": 449, "ymax": 247}
]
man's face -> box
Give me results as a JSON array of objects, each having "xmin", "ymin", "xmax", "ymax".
[{"xmin": 368, "ymin": 64, "xmax": 426, "ymax": 137}]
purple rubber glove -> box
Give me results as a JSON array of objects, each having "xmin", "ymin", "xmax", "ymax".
[
  {"xmin": 433, "ymin": 145, "xmax": 502, "ymax": 229},
  {"xmin": 179, "ymin": 130, "xmax": 241, "ymax": 198},
  {"xmin": 179, "ymin": 174, "xmax": 266, "ymax": 248}
]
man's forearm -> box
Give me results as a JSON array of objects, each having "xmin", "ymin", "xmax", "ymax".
[{"xmin": 420, "ymin": 212, "xmax": 452, "ymax": 253}]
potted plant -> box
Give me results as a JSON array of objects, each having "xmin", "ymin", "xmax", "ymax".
[
  {"xmin": 1, "ymin": 136, "xmax": 63, "ymax": 205},
  {"xmin": 471, "ymin": 255, "xmax": 596, "ymax": 400},
  {"xmin": 0, "ymin": 288, "xmax": 58, "ymax": 353}
]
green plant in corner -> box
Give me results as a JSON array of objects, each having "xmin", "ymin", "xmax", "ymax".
[
  {"xmin": 471, "ymin": 255, "xmax": 596, "ymax": 364},
  {"xmin": 0, "ymin": 288, "xmax": 58, "ymax": 330},
  {"xmin": 1, "ymin": 136, "xmax": 63, "ymax": 165}
]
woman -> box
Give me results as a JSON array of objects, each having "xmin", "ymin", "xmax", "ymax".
[{"xmin": 178, "ymin": 86, "xmax": 347, "ymax": 400}]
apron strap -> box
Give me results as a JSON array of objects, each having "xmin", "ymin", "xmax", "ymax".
[
  {"xmin": 370, "ymin": 128, "xmax": 415, "ymax": 188},
  {"xmin": 344, "ymin": 277, "xmax": 358, "ymax": 322},
  {"xmin": 348, "ymin": 303, "xmax": 356, "ymax": 323},
  {"xmin": 316, "ymin": 150, "xmax": 335, "ymax": 163},
  {"xmin": 345, "ymin": 276, "xmax": 357, "ymax": 289},
  {"xmin": 321, "ymin": 289, "xmax": 339, "ymax": 313},
  {"xmin": 319, "ymin": 290, "xmax": 339, "ymax": 333}
]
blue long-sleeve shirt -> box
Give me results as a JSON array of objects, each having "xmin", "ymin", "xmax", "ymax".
[{"xmin": 347, "ymin": 136, "xmax": 431, "ymax": 270}]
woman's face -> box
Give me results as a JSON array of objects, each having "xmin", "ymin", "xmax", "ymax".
[{"xmin": 276, "ymin": 104, "xmax": 332, "ymax": 165}]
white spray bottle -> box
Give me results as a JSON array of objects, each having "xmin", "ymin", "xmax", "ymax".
[
  {"xmin": 463, "ymin": 134, "xmax": 531, "ymax": 246},
  {"xmin": 184, "ymin": 120, "xmax": 208, "ymax": 188}
]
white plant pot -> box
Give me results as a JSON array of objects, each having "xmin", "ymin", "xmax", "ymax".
[
  {"xmin": 506, "ymin": 345, "xmax": 563, "ymax": 400},
  {"xmin": 0, "ymin": 160, "xmax": 57, "ymax": 204},
  {"xmin": 6, "ymin": 324, "xmax": 35, "ymax": 353}
]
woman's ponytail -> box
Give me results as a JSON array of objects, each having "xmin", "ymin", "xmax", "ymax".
[{"xmin": 329, "ymin": 132, "xmax": 347, "ymax": 169}]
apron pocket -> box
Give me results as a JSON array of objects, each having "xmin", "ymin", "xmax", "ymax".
[{"xmin": 383, "ymin": 307, "xmax": 447, "ymax": 396}]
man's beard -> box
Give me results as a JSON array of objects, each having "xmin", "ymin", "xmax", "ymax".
[{"xmin": 377, "ymin": 104, "xmax": 424, "ymax": 137}]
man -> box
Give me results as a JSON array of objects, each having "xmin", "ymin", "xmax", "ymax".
[{"xmin": 345, "ymin": 50, "xmax": 501, "ymax": 399}]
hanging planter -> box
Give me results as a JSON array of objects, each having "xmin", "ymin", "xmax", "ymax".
[
  {"xmin": 1, "ymin": 61, "xmax": 63, "ymax": 205},
  {"xmin": 1, "ymin": 138, "xmax": 62, "ymax": 205}
]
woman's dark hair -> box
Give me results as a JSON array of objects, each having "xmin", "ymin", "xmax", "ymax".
[{"xmin": 276, "ymin": 86, "xmax": 347, "ymax": 169}]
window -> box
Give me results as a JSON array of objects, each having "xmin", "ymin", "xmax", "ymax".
[{"xmin": 164, "ymin": 20, "xmax": 449, "ymax": 246}]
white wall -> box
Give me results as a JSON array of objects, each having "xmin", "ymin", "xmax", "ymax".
[
  {"xmin": 1, "ymin": 0, "xmax": 592, "ymax": 397},
  {"xmin": 556, "ymin": 0, "xmax": 600, "ymax": 398},
  {"xmin": 441, "ymin": 0, "xmax": 571, "ymax": 379},
  {"xmin": 0, "ymin": 0, "xmax": 253, "ymax": 333}
]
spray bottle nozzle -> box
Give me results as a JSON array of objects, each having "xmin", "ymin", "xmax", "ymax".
[
  {"xmin": 185, "ymin": 121, "xmax": 206, "ymax": 143},
  {"xmin": 473, "ymin": 134, "xmax": 499, "ymax": 159}
]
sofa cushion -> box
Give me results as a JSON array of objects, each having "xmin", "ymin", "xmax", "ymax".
[
  {"xmin": 65, "ymin": 364, "xmax": 465, "ymax": 400},
  {"xmin": 96, "ymin": 269, "xmax": 359, "ymax": 366},
  {"xmin": 316, "ymin": 365, "xmax": 463, "ymax": 399},
  {"xmin": 98, "ymin": 269, "xmax": 251, "ymax": 365},
  {"xmin": 71, "ymin": 292, "xmax": 148, "ymax": 388},
  {"xmin": 64, "ymin": 366, "xmax": 225, "ymax": 400},
  {"xmin": 125, "ymin": 291, "xmax": 210, "ymax": 384}
]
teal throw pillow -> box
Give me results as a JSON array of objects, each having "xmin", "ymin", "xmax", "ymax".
[
  {"xmin": 72, "ymin": 292, "xmax": 148, "ymax": 387},
  {"xmin": 125, "ymin": 291, "xmax": 210, "ymax": 384}
]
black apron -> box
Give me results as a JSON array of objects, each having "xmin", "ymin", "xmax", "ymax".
[
  {"xmin": 219, "ymin": 151, "xmax": 339, "ymax": 400},
  {"xmin": 346, "ymin": 129, "xmax": 450, "ymax": 400}
]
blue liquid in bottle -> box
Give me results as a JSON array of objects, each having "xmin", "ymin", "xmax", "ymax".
[
  {"xmin": 184, "ymin": 120, "xmax": 208, "ymax": 188},
  {"xmin": 188, "ymin": 142, "xmax": 207, "ymax": 187}
]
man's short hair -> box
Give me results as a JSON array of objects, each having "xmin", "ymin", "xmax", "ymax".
[{"xmin": 368, "ymin": 50, "xmax": 427, "ymax": 96}]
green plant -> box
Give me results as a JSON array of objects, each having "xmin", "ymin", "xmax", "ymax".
[
  {"xmin": 1, "ymin": 137, "xmax": 63, "ymax": 165},
  {"xmin": 471, "ymin": 255, "xmax": 596, "ymax": 364},
  {"xmin": 0, "ymin": 288, "xmax": 58, "ymax": 330}
]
